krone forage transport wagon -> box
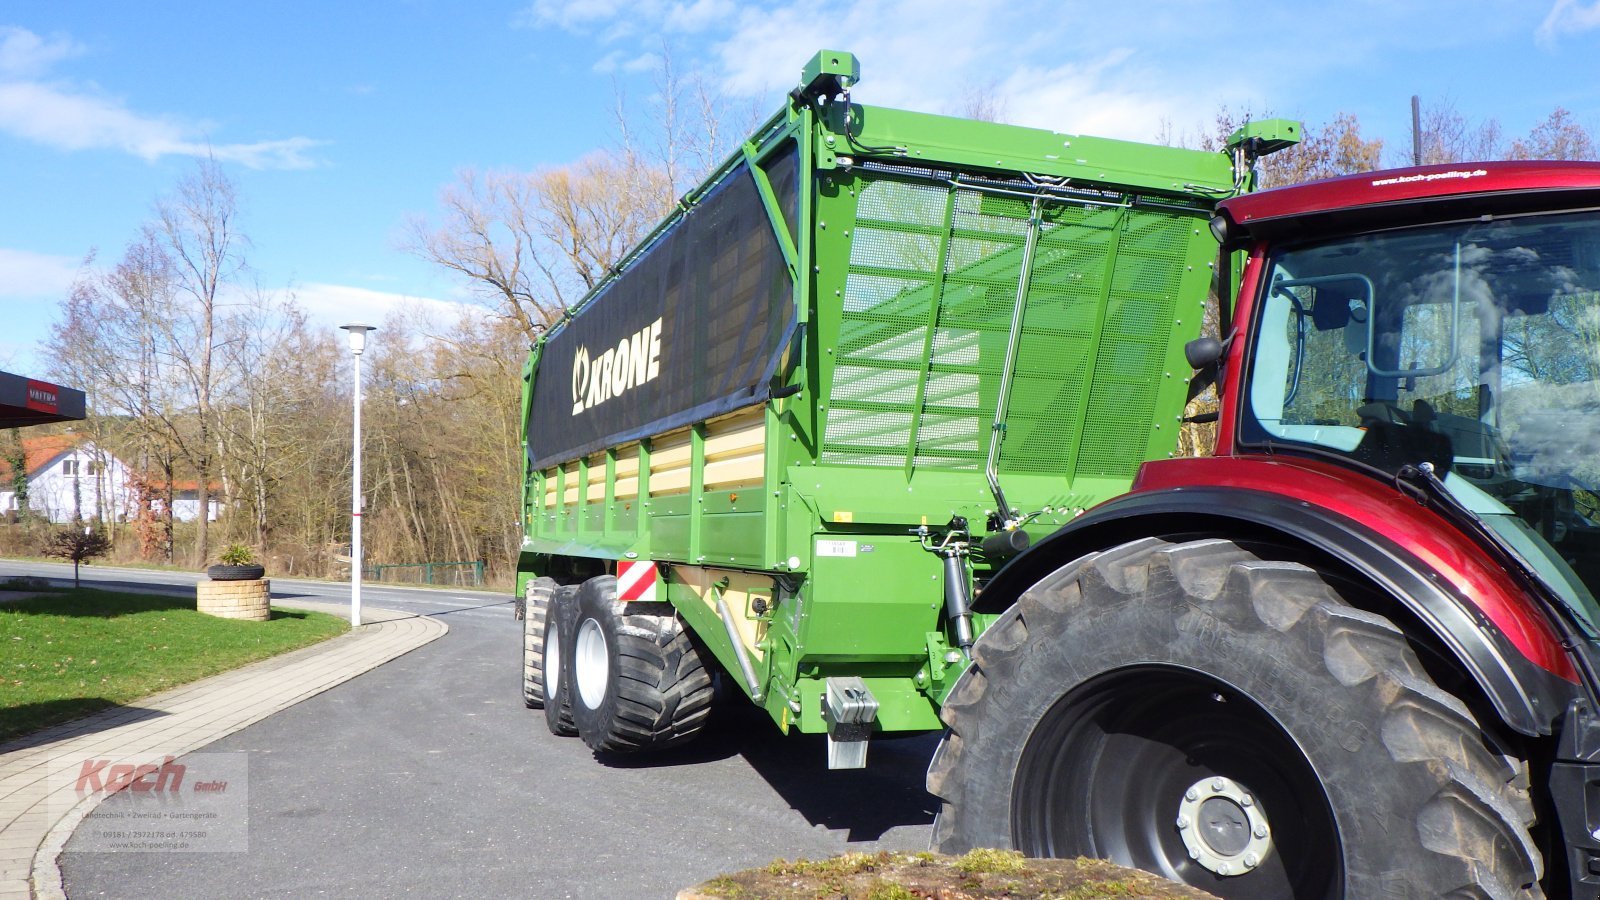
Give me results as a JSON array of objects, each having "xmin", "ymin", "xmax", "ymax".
[{"xmin": 516, "ymin": 50, "xmax": 1600, "ymax": 898}]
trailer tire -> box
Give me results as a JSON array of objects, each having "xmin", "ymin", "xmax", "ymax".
[
  {"xmin": 928, "ymin": 537, "xmax": 1542, "ymax": 899},
  {"xmin": 570, "ymin": 575, "xmax": 715, "ymax": 754},
  {"xmin": 522, "ymin": 577, "xmax": 557, "ymax": 709},
  {"xmin": 542, "ymin": 584, "xmax": 579, "ymax": 737}
]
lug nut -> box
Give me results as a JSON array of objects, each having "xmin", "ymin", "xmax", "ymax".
[
  {"xmin": 1212, "ymin": 778, "xmax": 1226, "ymax": 791},
  {"xmin": 1244, "ymin": 853, "xmax": 1258, "ymax": 868},
  {"xmin": 1176, "ymin": 816, "xmax": 1189, "ymax": 829},
  {"xmin": 1185, "ymin": 788, "xmax": 1198, "ymax": 801},
  {"xmin": 1254, "ymin": 825, "xmax": 1269, "ymax": 838},
  {"xmin": 1241, "ymin": 794, "xmax": 1254, "ymax": 807}
]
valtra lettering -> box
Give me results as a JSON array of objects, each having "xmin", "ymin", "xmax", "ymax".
[{"xmin": 571, "ymin": 317, "xmax": 663, "ymax": 415}]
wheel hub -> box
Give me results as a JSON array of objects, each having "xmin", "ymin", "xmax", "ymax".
[{"xmin": 1176, "ymin": 776, "xmax": 1272, "ymax": 877}]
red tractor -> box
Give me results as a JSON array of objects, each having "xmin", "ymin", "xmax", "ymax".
[{"xmin": 931, "ymin": 161, "xmax": 1600, "ymax": 898}]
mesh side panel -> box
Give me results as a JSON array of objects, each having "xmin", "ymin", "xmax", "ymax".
[
  {"xmin": 825, "ymin": 178, "xmax": 947, "ymax": 468},
  {"xmin": 822, "ymin": 170, "xmax": 1203, "ymax": 481},
  {"xmin": 994, "ymin": 208, "xmax": 1112, "ymax": 473},
  {"xmin": 902, "ymin": 189, "xmax": 1031, "ymax": 470},
  {"xmin": 831, "ymin": 365, "xmax": 919, "ymax": 404},
  {"xmin": 1073, "ymin": 214, "xmax": 1191, "ymax": 478}
]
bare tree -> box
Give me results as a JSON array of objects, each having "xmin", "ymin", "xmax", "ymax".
[
  {"xmin": 1509, "ymin": 107, "xmax": 1598, "ymax": 160},
  {"xmin": 1201, "ymin": 108, "xmax": 1382, "ymax": 188},
  {"xmin": 406, "ymin": 40, "xmax": 760, "ymax": 342},
  {"xmin": 154, "ymin": 157, "xmax": 245, "ymax": 566},
  {"xmin": 950, "ymin": 79, "xmax": 1009, "ymax": 124},
  {"xmin": 50, "ymin": 160, "xmax": 247, "ymax": 566},
  {"xmin": 1413, "ymin": 97, "xmax": 1504, "ymax": 165},
  {"xmin": 402, "ymin": 156, "xmax": 669, "ymax": 341},
  {"xmin": 50, "ymin": 233, "xmax": 180, "ymax": 557}
]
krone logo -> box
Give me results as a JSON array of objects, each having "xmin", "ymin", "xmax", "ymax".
[{"xmin": 572, "ymin": 317, "xmax": 663, "ymax": 415}]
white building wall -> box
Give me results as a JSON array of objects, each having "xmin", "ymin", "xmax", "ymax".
[{"xmin": 4, "ymin": 445, "xmax": 135, "ymax": 524}]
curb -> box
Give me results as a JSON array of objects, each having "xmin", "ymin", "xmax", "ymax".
[{"xmin": 0, "ymin": 600, "xmax": 446, "ymax": 900}]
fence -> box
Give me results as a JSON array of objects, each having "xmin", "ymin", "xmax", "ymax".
[{"xmin": 367, "ymin": 560, "xmax": 485, "ymax": 586}]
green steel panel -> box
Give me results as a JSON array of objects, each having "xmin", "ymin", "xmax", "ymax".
[
  {"xmin": 701, "ymin": 510, "xmax": 766, "ymax": 567},
  {"xmin": 800, "ymin": 537, "xmax": 940, "ymax": 659},
  {"xmin": 648, "ymin": 495, "xmax": 691, "ymax": 560}
]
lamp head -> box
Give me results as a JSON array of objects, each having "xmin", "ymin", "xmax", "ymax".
[{"xmin": 340, "ymin": 323, "xmax": 376, "ymax": 354}]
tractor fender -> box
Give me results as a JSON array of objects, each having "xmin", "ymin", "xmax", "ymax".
[{"xmin": 978, "ymin": 486, "xmax": 1577, "ymax": 737}]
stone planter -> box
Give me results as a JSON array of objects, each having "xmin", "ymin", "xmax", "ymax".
[{"xmin": 197, "ymin": 578, "xmax": 271, "ymax": 621}]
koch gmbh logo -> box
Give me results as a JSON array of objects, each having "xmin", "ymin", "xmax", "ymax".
[
  {"xmin": 48, "ymin": 750, "xmax": 249, "ymax": 852},
  {"xmin": 572, "ymin": 317, "xmax": 663, "ymax": 415},
  {"xmin": 75, "ymin": 755, "xmax": 189, "ymax": 795}
]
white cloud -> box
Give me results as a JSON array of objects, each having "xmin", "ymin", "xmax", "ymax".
[
  {"xmin": 1538, "ymin": 0, "xmax": 1600, "ymax": 44},
  {"xmin": 704, "ymin": 1, "xmax": 1247, "ymax": 143},
  {"xmin": 520, "ymin": 0, "xmax": 631, "ymax": 31},
  {"xmin": 592, "ymin": 49, "xmax": 659, "ymax": 74},
  {"xmin": 0, "ymin": 247, "xmax": 80, "ymax": 374},
  {"xmin": 662, "ymin": 0, "xmax": 737, "ymax": 32},
  {"xmin": 287, "ymin": 282, "xmax": 483, "ymax": 331},
  {"xmin": 0, "ymin": 247, "xmax": 82, "ymax": 301},
  {"xmin": 521, "ymin": 0, "xmax": 734, "ymax": 35},
  {"xmin": 525, "ymin": 0, "xmax": 1257, "ymax": 144},
  {"xmin": 0, "ymin": 27, "xmax": 323, "ymax": 169},
  {"xmin": 0, "ymin": 26, "xmax": 81, "ymax": 78}
]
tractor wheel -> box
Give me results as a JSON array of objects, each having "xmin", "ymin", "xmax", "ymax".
[
  {"xmin": 522, "ymin": 577, "xmax": 556, "ymax": 709},
  {"xmin": 542, "ymin": 584, "xmax": 579, "ymax": 737},
  {"xmin": 928, "ymin": 537, "xmax": 1542, "ymax": 899},
  {"xmin": 570, "ymin": 575, "xmax": 715, "ymax": 754}
]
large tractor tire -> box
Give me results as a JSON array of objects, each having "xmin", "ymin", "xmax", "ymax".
[
  {"xmin": 542, "ymin": 584, "xmax": 579, "ymax": 737},
  {"xmin": 570, "ymin": 575, "xmax": 715, "ymax": 754},
  {"xmin": 522, "ymin": 577, "xmax": 557, "ymax": 709},
  {"xmin": 928, "ymin": 537, "xmax": 1541, "ymax": 899}
]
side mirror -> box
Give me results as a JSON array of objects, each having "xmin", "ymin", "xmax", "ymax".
[{"xmin": 1185, "ymin": 337, "xmax": 1224, "ymax": 370}]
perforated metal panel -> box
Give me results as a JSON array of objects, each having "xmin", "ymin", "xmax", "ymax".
[{"xmin": 821, "ymin": 168, "xmax": 1205, "ymax": 482}]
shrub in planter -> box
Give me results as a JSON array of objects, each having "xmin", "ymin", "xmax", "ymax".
[{"xmin": 208, "ymin": 544, "xmax": 265, "ymax": 581}]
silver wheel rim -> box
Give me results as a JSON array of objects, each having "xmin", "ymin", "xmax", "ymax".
[
  {"xmin": 543, "ymin": 621, "xmax": 561, "ymax": 699},
  {"xmin": 575, "ymin": 618, "xmax": 608, "ymax": 710}
]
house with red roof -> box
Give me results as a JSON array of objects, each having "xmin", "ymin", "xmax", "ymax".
[{"xmin": 0, "ymin": 435, "xmax": 218, "ymax": 524}]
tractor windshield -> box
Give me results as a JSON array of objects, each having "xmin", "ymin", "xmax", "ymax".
[{"xmin": 1243, "ymin": 210, "xmax": 1600, "ymax": 630}]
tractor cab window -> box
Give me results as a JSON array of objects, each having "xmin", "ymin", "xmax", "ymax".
[{"xmin": 1243, "ymin": 211, "xmax": 1600, "ymax": 628}]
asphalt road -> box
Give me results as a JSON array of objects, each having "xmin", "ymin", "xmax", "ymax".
[{"xmin": 4, "ymin": 561, "xmax": 938, "ymax": 898}]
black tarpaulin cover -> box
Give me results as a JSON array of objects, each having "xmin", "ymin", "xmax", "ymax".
[{"xmin": 526, "ymin": 158, "xmax": 795, "ymax": 471}]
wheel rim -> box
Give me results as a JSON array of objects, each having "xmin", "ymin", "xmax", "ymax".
[
  {"xmin": 574, "ymin": 618, "xmax": 609, "ymax": 711},
  {"xmin": 542, "ymin": 619, "xmax": 561, "ymax": 700},
  {"xmin": 1012, "ymin": 666, "xmax": 1340, "ymax": 899}
]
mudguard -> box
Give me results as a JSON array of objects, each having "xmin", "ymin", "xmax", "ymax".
[{"xmin": 977, "ymin": 486, "xmax": 1578, "ymax": 737}]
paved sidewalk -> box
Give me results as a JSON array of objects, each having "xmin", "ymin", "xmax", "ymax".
[{"xmin": 0, "ymin": 600, "xmax": 446, "ymax": 900}]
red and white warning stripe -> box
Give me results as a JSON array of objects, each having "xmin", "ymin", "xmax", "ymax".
[{"xmin": 616, "ymin": 559, "xmax": 657, "ymax": 603}]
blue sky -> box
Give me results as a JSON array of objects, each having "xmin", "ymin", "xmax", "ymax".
[{"xmin": 3, "ymin": 0, "xmax": 1599, "ymax": 376}]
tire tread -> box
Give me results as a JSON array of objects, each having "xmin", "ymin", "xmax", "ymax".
[{"xmin": 930, "ymin": 537, "xmax": 1543, "ymax": 898}]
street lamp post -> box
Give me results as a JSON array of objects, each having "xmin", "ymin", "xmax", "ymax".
[{"xmin": 341, "ymin": 323, "xmax": 375, "ymax": 627}]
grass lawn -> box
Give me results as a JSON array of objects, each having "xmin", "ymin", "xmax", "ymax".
[{"xmin": 0, "ymin": 588, "xmax": 349, "ymax": 743}]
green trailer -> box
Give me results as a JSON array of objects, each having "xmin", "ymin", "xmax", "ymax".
[{"xmin": 516, "ymin": 50, "xmax": 1295, "ymax": 766}]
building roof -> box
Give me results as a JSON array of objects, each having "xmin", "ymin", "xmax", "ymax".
[{"xmin": 0, "ymin": 434, "xmax": 86, "ymax": 482}]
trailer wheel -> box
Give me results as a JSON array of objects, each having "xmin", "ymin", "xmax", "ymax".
[
  {"xmin": 521, "ymin": 577, "xmax": 556, "ymax": 709},
  {"xmin": 928, "ymin": 537, "xmax": 1542, "ymax": 899},
  {"xmin": 542, "ymin": 584, "xmax": 579, "ymax": 737},
  {"xmin": 570, "ymin": 575, "xmax": 715, "ymax": 754}
]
